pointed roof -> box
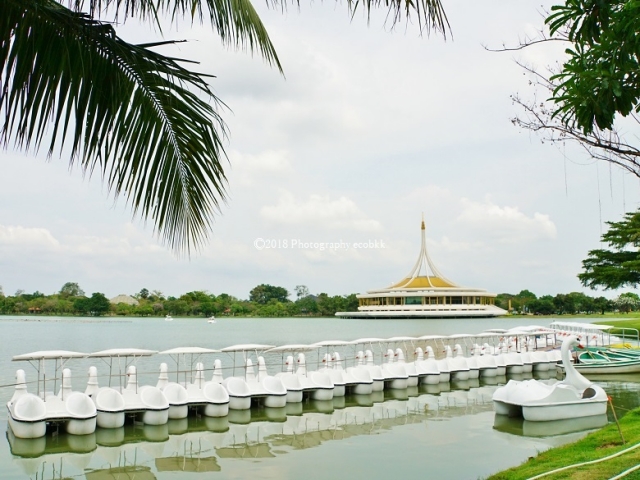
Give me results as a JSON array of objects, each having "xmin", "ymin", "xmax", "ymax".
[{"xmin": 389, "ymin": 217, "xmax": 458, "ymax": 289}]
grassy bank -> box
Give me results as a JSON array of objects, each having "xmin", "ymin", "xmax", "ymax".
[{"xmin": 487, "ymin": 408, "xmax": 640, "ymax": 480}]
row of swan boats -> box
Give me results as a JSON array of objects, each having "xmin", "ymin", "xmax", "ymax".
[{"xmin": 6, "ymin": 328, "xmax": 567, "ymax": 439}]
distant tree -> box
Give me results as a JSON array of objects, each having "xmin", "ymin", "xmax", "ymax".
[
  {"xmin": 614, "ymin": 292, "xmax": 640, "ymax": 313},
  {"xmin": 296, "ymin": 295, "xmax": 318, "ymax": 315},
  {"xmin": 343, "ymin": 294, "xmax": 359, "ymax": 312},
  {"xmin": 60, "ymin": 282, "xmax": 84, "ymax": 298},
  {"xmin": 295, "ymin": 285, "xmax": 310, "ymax": 300},
  {"xmin": 151, "ymin": 290, "xmax": 165, "ymax": 301},
  {"xmin": 88, "ymin": 293, "xmax": 111, "ymax": 316},
  {"xmin": 139, "ymin": 288, "xmax": 149, "ymax": 299},
  {"xmin": 73, "ymin": 297, "xmax": 90, "ymax": 315},
  {"xmin": 528, "ymin": 296, "xmax": 556, "ymax": 315},
  {"xmin": 15, "ymin": 289, "xmax": 24, "ymax": 296},
  {"xmin": 0, "ymin": 285, "xmax": 4, "ymax": 297},
  {"xmin": 593, "ymin": 296, "xmax": 613, "ymax": 315},
  {"xmin": 74, "ymin": 292, "xmax": 110, "ymax": 316},
  {"xmin": 249, "ymin": 284, "xmax": 289, "ymax": 304},
  {"xmin": 579, "ymin": 211, "xmax": 640, "ymax": 290}
]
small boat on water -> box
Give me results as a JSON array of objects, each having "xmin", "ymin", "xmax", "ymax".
[
  {"xmin": 208, "ymin": 316, "xmax": 216, "ymax": 324},
  {"xmin": 8, "ymin": 351, "xmax": 97, "ymax": 438},
  {"xmin": 557, "ymin": 346, "xmax": 640, "ymax": 375},
  {"xmin": 492, "ymin": 335, "xmax": 608, "ymax": 421},
  {"xmin": 165, "ymin": 315, "xmax": 173, "ymax": 321}
]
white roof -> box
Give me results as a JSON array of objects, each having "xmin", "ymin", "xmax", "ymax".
[
  {"xmin": 448, "ymin": 333, "xmax": 473, "ymax": 338},
  {"xmin": 386, "ymin": 336, "xmax": 417, "ymax": 342},
  {"xmin": 12, "ymin": 350, "xmax": 87, "ymax": 361},
  {"xmin": 159, "ymin": 347, "xmax": 220, "ymax": 355},
  {"xmin": 267, "ymin": 344, "xmax": 318, "ymax": 353},
  {"xmin": 418, "ymin": 335, "xmax": 445, "ymax": 340},
  {"xmin": 89, "ymin": 348, "xmax": 157, "ymax": 357},
  {"xmin": 482, "ymin": 329, "xmax": 508, "ymax": 334},
  {"xmin": 220, "ymin": 344, "xmax": 275, "ymax": 352},
  {"xmin": 311, "ymin": 340, "xmax": 352, "ymax": 347},
  {"xmin": 351, "ymin": 338, "xmax": 385, "ymax": 344}
]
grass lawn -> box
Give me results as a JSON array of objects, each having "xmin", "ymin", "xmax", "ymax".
[{"xmin": 487, "ymin": 408, "xmax": 640, "ymax": 480}]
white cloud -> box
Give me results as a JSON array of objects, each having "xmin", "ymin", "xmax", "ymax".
[
  {"xmin": 229, "ymin": 149, "xmax": 292, "ymax": 186},
  {"xmin": 456, "ymin": 197, "xmax": 557, "ymax": 243},
  {"xmin": 261, "ymin": 191, "xmax": 382, "ymax": 232},
  {"xmin": 0, "ymin": 225, "xmax": 60, "ymax": 248}
]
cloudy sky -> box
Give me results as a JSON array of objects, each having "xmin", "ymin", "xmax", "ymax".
[{"xmin": 1, "ymin": 1, "xmax": 637, "ymax": 301}]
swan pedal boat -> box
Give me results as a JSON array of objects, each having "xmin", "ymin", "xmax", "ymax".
[
  {"xmin": 8, "ymin": 351, "xmax": 98, "ymax": 438},
  {"xmin": 492, "ymin": 335, "xmax": 607, "ymax": 421}
]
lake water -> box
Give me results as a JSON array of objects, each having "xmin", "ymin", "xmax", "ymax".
[{"xmin": 0, "ymin": 315, "xmax": 638, "ymax": 479}]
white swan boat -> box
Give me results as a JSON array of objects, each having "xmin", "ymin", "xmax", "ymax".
[
  {"xmin": 338, "ymin": 352, "xmax": 374, "ymax": 395},
  {"xmin": 492, "ymin": 335, "xmax": 608, "ymax": 421},
  {"xmin": 85, "ymin": 366, "xmax": 126, "ymax": 429},
  {"xmin": 8, "ymin": 350, "xmax": 97, "ymax": 438},
  {"xmin": 220, "ymin": 344, "xmax": 276, "ymax": 410},
  {"xmin": 158, "ymin": 346, "xmax": 227, "ymax": 416},
  {"xmin": 273, "ymin": 355, "xmax": 304, "ymax": 403},
  {"xmin": 381, "ymin": 349, "xmax": 409, "ymax": 389},
  {"xmin": 88, "ymin": 348, "xmax": 169, "ymax": 425},
  {"xmin": 7, "ymin": 369, "xmax": 48, "ymax": 438},
  {"xmin": 268, "ymin": 344, "xmax": 317, "ymax": 403},
  {"xmin": 295, "ymin": 353, "xmax": 334, "ymax": 400},
  {"xmin": 413, "ymin": 347, "xmax": 440, "ymax": 385},
  {"xmin": 246, "ymin": 357, "xmax": 288, "ymax": 408}
]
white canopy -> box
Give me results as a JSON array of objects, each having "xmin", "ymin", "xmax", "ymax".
[
  {"xmin": 220, "ymin": 344, "xmax": 275, "ymax": 352},
  {"xmin": 351, "ymin": 337, "xmax": 385, "ymax": 344},
  {"xmin": 267, "ymin": 344, "xmax": 318, "ymax": 353},
  {"xmin": 448, "ymin": 334, "xmax": 473, "ymax": 339},
  {"xmin": 12, "ymin": 350, "xmax": 87, "ymax": 361},
  {"xmin": 89, "ymin": 348, "xmax": 157, "ymax": 357},
  {"xmin": 311, "ymin": 340, "xmax": 352, "ymax": 347},
  {"xmin": 418, "ymin": 335, "xmax": 445, "ymax": 340},
  {"xmin": 386, "ymin": 336, "xmax": 417, "ymax": 342},
  {"xmin": 159, "ymin": 347, "xmax": 220, "ymax": 355}
]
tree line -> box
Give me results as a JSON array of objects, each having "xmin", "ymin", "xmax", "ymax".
[
  {"xmin": 496, "ymin": 291, "xmax": 640, "ymax": 316},
  {"xmin": 0, "ymin": 282, "xmax": 358, "ymax": 318}
]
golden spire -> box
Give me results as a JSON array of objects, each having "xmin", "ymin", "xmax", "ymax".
[{"xmin": 421, "ymin": 212, "xmax": 425, "ymax": 231}]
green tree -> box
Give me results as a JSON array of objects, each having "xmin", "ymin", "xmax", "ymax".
[
  {"xmin": 60, "ymin": 282, "xmax": 84, "ymax": 298},
  {"xmin": 579, "ymin": 211, "xmax": 640, "ymax": 290},
  {"xmin": 3, "ymin": 0, "xmax": 448, "ymax": 252},
  {"xmin": 88, "ymin": 292, "xmax": 111, "ymax": 316},
  {"xmin": 249, "ymin": 284, "xmax": 289, "ymax": 304},
  {"xmin": 139, "ymin": 288, "xmax": 149, "ymax": 300},
  {"xmin": 594, "ymin": 296, "xmax": 613, "ymax": 315},
  {"xmin": 509, "ymin": 2, "xmax": 640, "ymax": 180}
]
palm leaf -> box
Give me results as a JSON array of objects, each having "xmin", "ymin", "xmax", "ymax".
[{"xmin": 1, "ymin": 0, "xmax": 227, "ymax": 253}]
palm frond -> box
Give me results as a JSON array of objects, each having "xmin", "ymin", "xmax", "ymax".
[
  {"xmin": 68, "ymin": 0, "xmax": 282, "ymax": 71},
  {"xmin": 345, "ymin": 0, "xmax": 450, "ymax": 37},
  {"xmin": 1, "ymin": 0, "xmax": 227, "ymax": 253}
]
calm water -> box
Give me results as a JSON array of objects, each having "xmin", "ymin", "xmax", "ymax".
[{"xmin": 0, "ymin": 315, "xmax": 638, "ymax": 480}]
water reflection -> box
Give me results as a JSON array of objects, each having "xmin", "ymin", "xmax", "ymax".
[
  {"xmin": 493, "ymin": 414, "xmax": 609, "ymax": 437},
  {"xmin": 6, "ymin": 385, "xmax": 499, "ymax": 478}
]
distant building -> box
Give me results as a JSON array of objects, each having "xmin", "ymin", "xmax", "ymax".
[
  {"xmin": 110, "ymin": 294, "xmax": 139, "ymax": 306},
  {"xmin": 336, "ymin": 219, "xmax": 507, "ymax": 319}
]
